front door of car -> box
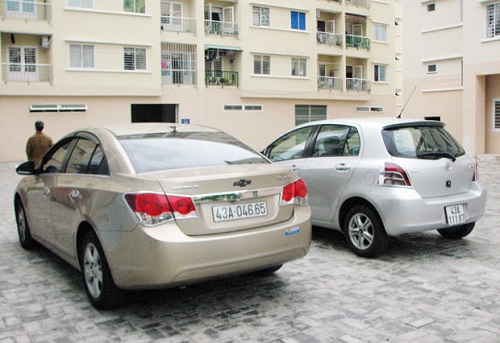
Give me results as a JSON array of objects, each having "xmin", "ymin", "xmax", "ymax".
[
  {"xmin": 264, "ymin": 125, "xmax": 316, "ymax": 176},
  {"xmin": 298, "ymin": 124, "xmax": 362, "ymax": 224}
]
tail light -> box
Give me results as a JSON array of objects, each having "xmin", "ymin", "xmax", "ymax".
[
  {"xmin": 280, "ymin": 178, "xmax": 308, "ymax": 206},
  {"xmin": 379, "ymin": 162, "xmax": 412, "ymax": 187},
  {"xmin": 472, "ymin": 159, "xmax": 479, "ymax": 181},
  {"xmin": 124, "ymin": 193, "xmax": 197, "ymax": 226}
]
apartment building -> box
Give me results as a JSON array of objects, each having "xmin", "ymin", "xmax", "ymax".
[
  {"xmin": 0, "ymin": 0, "xmax": 402, "ymax": 162},
  {"xmin": 403, "ymin": 0, "xmax": 500, "ymax": 155}
]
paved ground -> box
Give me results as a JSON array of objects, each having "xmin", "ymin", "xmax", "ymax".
[{"xmin": 0, "ymin": 160, "xmax": 499, "ymax": 343}]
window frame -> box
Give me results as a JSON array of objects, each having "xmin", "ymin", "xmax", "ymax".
[
  {"xmin": 124, "ymin": 0, "xmax": 145, "ymax": 13},
  {"xmin": 486, "ymin": 3, "xmax": 500, "ymax": 38},
  {"xmin": 374, "ymin": 64, "xmax": 387, "ymax": 82},
  {"xmin": 253, "ymin": 54, "xmax": 270, "ymax": 75},
  {"xmin": 493, "ymin": 99, "xmax": 500, "ymax": 131},
  {"xmin": 295, "ymin": 104, "xmax": 326, "ymax": 126},
  {"xmin": 291, "ymin": 11, "xmax": 306, "ymax": 31},
  {"xmin": 69, "ymin": 44, "xmax": 94, "ymax": 69},
  {"xmin": 124, "ymin": 47, "xmax": 146, "ymax": 71},
  {"xmin": 253, "ymin": 6, "xmax": 270, "ymax": 26},
  {"xmin": 373, "ymin": 23, "xmax": 387, "ymax": 42},
  {"xmin": 291, "ymin": 58, "xmax": 307, "ymax": 77}
]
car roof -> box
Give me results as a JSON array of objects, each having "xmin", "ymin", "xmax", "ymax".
[
  {"xmin": 93, "ymin": 123, "xmax": 220, "ymax": 137},
  {"xmin": 298, "ymin": 117, "xmax": 443, "ymax": 130}
]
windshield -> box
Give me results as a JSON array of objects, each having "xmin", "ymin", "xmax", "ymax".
[
  {"xmin": 382, "ymin": 125, "xmax": 465, "ymax": 160},
  {"xmin": 119, "ymin": 131, "xmax": 269, "ymax": 173}
]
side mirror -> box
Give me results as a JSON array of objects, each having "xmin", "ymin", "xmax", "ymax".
[{"xmin": 16, "ymin": 161, "xmax": 36, "ymax": 175}]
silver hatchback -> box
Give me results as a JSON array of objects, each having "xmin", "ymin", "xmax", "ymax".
[{"xmin": 262, "ymin": 117, "xmax": 486, "ymax": 257}]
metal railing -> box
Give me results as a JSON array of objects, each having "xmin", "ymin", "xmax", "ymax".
[
  {"xmin": 318, "ymin": 77, "xmax": 343, "ymax": 92},
  {"xmin": 2, "ymin": 63, "xmax": 51, "ymax": 82},
  {"xmin": 205, "ymin": 71, "xmax": 238, "ymax": 87},
  {"xmin": 161, "ymin": 70, "xmax": 196, "ymax": 85},
  {"xmin": 204, "ymin": 20, "xmax": 238, "ymax": 37},
  {"xmin": 161, "ymin": 16, "xmax": 196, "ymax": 33},
  {"xmin": 0, "ymin": 0, "xmax": 51, "ymax": 20},
  {"xmin": 346, "ymin": 78, "xmax": 370, "ymax": 92},
  {"xmin": 317, "ymin": 32, "xmax": 343, "ymax": 46},
  {"xmin": 345, "ymin": 0, "xmax": 370, "ymax": 8},
  {"xmin": 346, "ymin": 35, "xmax": 371, "ymax": 50}
]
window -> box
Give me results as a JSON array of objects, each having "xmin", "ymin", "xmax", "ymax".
[
  {"xmin": 224, "ymin": 105, "xmax": 243, "ymax": 111},
  {"xmin": 68, "ymin": 0, "xmax": 93, "ymax": 8},
  {"xmin": 374, "ymin": 24, "xmax": 387, "ymax": 42},
  {"xmin": 69, "ymin": 44, "xmax": 94, "ymax": 69},
  {"xmin": 312, "ymin": 125, "xmax": 360, "ymax": 157},
  {"xmin": 124, "ymin": 0, "xmax": 145, "ymax": 13},
  {"xmin": 427, "ymin": 64, "xmax": 437, "ymax": 73},
  {"xmin": 427, "ymin": 3, "xmax": 435, "ymax": 12},
  {"xmin": 295, "ymin": 105, "xmax": 326, "ymax": 126},
  {"xmin": 254, "ymin": 55, "xmax": 270, "ymax": 75},
  {"xmin": 291, "ymin": 58, "xmax": 307, "ymax": 77},
  {"xmin": 161, "ymin": 43, "xmax": 196, "ymax": 85},
  {"xmin": 291, "ymin": 11, "xmax": 306, "ymax": 30},
  {"xmin": 486, "ymin": 3, "xmax": 500, "ymax": 38},
  {"xmin": 494, "ymin": 100, "xmax": 500, "ymax": 130},
  {"xmin": 374, "ymin": 64, "xmax": 387, "ymax": 82},
  {"xmin": 124, "ymin": 48, "xmax": 146, "ymax": 70},
  {"xmin": 253, "ymin": 6, "xmax": 269, "ymax": 26},
  {"xmin": 66, "ymin": 139, "xmax": 99, "ymax": 174},
  {"xmin": 265, "ymin": 126, "xmax": 314, "ymax": 162}
]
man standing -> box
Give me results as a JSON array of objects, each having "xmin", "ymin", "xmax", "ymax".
[{"xmin": 26, "ymin": 121, "xmax": 53, "ymax": 166}]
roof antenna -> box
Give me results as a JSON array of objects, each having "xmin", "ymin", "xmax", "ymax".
[{"xmin": 397, "ymin": 86, "xmax": 417, "ymax": 119}]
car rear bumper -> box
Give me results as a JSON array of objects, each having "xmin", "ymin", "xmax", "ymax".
[
  {"xmin": 372, "ymin": 182, "xmax": 487, "ymax": 236},
  {"xmin": 100, "ymin": 206, "xmax": 311, "ymax": 289}
]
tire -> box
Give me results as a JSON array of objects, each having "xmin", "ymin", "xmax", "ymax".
[
  {"xmin": 80, "ymin": 231, "xmax": 123, "ymax": 309},
  {"xmin": 15, "ymin": 200, "xmax": 35, "ymax": 250},
  {"xmin": 437, "ymin": 222, "xmax": 475, "ymax": 240},
  {"xmin": 253, "ymin": 264, "xmax": 283, "ymax": 277},
  {"xmin": 344, "ymin": 205, "xmax": 388, "ymax": 258}
]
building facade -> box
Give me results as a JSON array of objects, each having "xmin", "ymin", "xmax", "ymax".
[
  {"xmin": 0, "ymin": 0, "xmax": 402, "ymax": 162},
  {"xmin": 403, "ymin": 0, "xmax": 500, "ymax": 155}
]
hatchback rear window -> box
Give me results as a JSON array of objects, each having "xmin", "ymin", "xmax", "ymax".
[
  {"xmin": 382, "ymin": 124, "xmax": 465, "ymax": 160},
  {"xmin": 118, "ymin": 131, "xmax": 269, "ymax": 173}
]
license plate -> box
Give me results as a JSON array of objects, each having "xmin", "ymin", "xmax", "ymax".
[
  {"xmin": 445, "ymin": 204, "xmax": 465, "ymax": 225},
  {"xmin": 212, "ymin": 201, "xmax": 268, "ymax": 222}
]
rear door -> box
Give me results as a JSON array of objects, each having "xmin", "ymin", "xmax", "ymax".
[{"xmin": 299, "ymin": 124, "xmax": 362, "ymax": 223}]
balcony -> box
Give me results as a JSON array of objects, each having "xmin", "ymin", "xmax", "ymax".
[
  {"xmin": 318, "ymin": 77, "xmax": 343, "ymax": 92},
  {"xmin": 2, "ymin": 63, "xmax": 51, "ymax": 83},
  {"xmin": 0, "ymin": 0, "xmax": 51, "ymax": 20},
  {"xmin": 346, "ymin": 35, "xmax": 371, "ymax": 50},
  {"xmin": 346, "ymin": 78, "xmax": 370, "ymax": 92},
  {"xmin": 345, "ymin": 0, "xmax": 370, "ymax": 8},
  {"xmin": 317, "ymin": 32, "xmax": 343, "ymax": 47},
  {"xmin": 161, "ymin": 16, "xmax": 196, "ymax": 33},
  {"xmin": 204, "ymin": 20, "xmax": 238, "ymax": 37},
  {"xmin": 205, "ymin": 71, "xmax": 238, "ymax": 87}
]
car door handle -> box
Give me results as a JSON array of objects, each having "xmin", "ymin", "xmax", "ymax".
[
  {"xmin": 69, "ymin": 190, "xmax": 80, "ymax": 202},
  {"xmin": 335, "ymin": 163, "xmax": 351, "ymax": 173}
]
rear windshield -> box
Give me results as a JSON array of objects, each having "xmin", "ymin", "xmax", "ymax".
[
  {"xmin": 382, "ymin": 125, "xmax": 465, "ymax": 160},
  {"xmin": 119, "ymin": 131, "xmax": 269, "ymax": 173}
]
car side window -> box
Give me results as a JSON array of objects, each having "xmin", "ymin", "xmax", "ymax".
[
  {"xmin": 66, "ymin": 139, "xmax": 98, "ymax": 174},
  {"xmin": 42, "ymin": 140, "xmax": 74, "ymax": 173},
  {"xmin": 266, "ymin": 126, "xmax": 314, "ymax": 162},
  {"xmin": 88, "ymin": 146, "xmax": 110, "ymax": 175},
  {"xmin": 311, "ymin": 125, "xmax": 360, "ymax": 157}
]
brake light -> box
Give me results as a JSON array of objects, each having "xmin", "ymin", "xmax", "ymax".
[
  {"xmin": 124, "ymin": 193, "xmax": 197, "ymax": 226},
  {"xmin": 281, "ymin": 178, "xmax": 308, "ymax": 206},
  {"xmin": 472, "ymin": 159, "xmax": 479, "ymax": 181},
  {"xmin": 379, "ymin": 163, "xmax": 412, "ymax": 187}
]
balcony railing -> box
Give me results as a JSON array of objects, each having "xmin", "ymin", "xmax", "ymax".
[
  {"xmin": 345, "ymin": 0, "xmax": 370, "ymax": 8},
  {"xmin": 161, "ymin": 69, "xmax": 196, "ymax": 85},
  {"xmin": 205, "ymin": 71, "xmax": 238, "ymax": 87},
  {"xmin": 0, "ymin": 0, "xmax": 51, "ymax": 20},
  {"xmin": 346, "ymin": 35, "xmax": 371, "ymax": 50},
  {"xmin": 318, "ymin": 77, "xmax": 343, "ymax": 92},
  {"xmin": 317, "ymin": 32, "xmax": 343, "ymax": 47},
  {"xmin": 346, "ymin": 78, "xmax": 370, "ymax": 92},
  {"xmin": 2, "ymin": 63, "xmax": 51, "ymax": 82},
  {"xmin": 204, "ymin": 20, "xmax": 238, "ymax": 37},
  {"xmin": 161, "ymin": 16, "xmax": 196, "ymax": 33}
]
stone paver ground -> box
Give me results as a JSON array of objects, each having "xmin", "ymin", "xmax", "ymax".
[{"xmin": 0, "ymin": 160, "xmax": 499, "ymax": 343}]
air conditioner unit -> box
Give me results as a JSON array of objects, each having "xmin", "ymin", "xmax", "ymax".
[{"xmin": 41, "ymin": 36, "xmax": 50, "ymax": 49}]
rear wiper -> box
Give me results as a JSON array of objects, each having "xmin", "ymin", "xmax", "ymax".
[{"xmin": 417, "ymin": 152, "xmax": 456, "ymax": 162}]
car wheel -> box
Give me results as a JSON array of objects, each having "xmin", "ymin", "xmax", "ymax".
[
  {"xmin": 253, "ymin": 264, "xmax": 283, "ymax": 277},
  {"xmin": 437, "ymin": 223, "xmax": 475, "ymax": 240},
  {"xmin": 15, "ymin": 200, "xmax": 35, "ymax": 250},
  {"xmin": 81, "ymin": 231, "xmax": 122, "ymax": 309},
  {"xmin": 344, "ymin": 205, "xmax": 388, "ymax": 258}
]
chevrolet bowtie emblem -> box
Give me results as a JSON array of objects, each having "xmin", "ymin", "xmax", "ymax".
[{"xmin": 233, "ymin": 179, "xmax": 252, "ymax": 187}]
